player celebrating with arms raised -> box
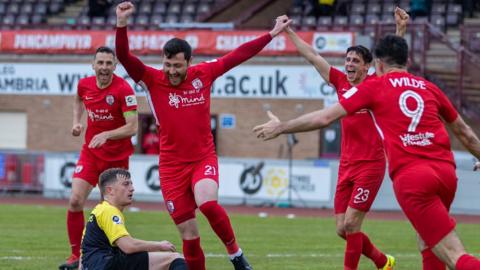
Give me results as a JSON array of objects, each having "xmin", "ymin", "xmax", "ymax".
[
  {"xmin": 281, "ymin": 8, "xmax": 408, "ymax": 270},
  {"xmin": 115, "ymin": 2, "xmax": 291, "ymax": 269},
  {"xmin": 254, "ymin": 35, "xmax": 480, "ymax": 270}
]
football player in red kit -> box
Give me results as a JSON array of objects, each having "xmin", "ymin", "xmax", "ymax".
[
  {"xmin": 59, "ymin": 46, "xmax": 138, "ymax": 270},
  {"xmin": 115, "ymin": 2, "xmax": 290, "ymax": 269},
  {"xmin": 254, "ymin": 34, "xmax": 480, "ymax": 270}
]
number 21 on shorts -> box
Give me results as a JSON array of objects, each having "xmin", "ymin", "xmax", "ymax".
[{"xmin": 204, "ymin": 165, "xmax": 217, "ymax": 176}]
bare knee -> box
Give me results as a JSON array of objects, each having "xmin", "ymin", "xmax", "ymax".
[
  {"xmin": 336, "ymin": 225, "xmax": 346, "ymax": 239},
  {"xmin": 177, "ymin": 220, "xmax": 200, "ymax": 240},
  {"xmin": 68, "ymin": 193, "xmax": 85, "ymax": 211},
  {"xmin": 343, "ymin": 218, "xmax": 361, "ymax": 234}
]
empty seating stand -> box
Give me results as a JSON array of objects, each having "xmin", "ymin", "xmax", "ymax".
[{"xmin": 288, "ymin": 0, "xmax": 466, "ymax": 32}]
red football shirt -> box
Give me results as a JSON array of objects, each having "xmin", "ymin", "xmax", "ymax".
[
  {"xmin": 78, "ymin": 75, "xmax": 137, "ymax": 161},
  {"xmin": 340, "ymin": 71, "xmax": 458, "ymax": 177},
  {"xmin": 139, "ymin": 60, "xmax": 227, "ymax": 162},
  {"xmin": 329, "ymin": 67, "xmax": 385, "ymax": 161}
]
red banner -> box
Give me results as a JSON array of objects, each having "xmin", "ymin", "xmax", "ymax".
[{"xmin": 0, "ymin": 30, "xmax": 354, "ymax": 56}]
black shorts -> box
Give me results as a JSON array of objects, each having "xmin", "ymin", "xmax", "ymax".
[{"xmin": 106, "ymin": 251, "xmax": 149, "ymax": 270}]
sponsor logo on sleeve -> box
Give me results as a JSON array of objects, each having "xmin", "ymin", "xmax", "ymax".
[
  {"xmin": 125, "ymin": 95, "xmax": 137, "ymax": 107},
  {"xmin": 112, "ymin": 215, "xmax": 123, "ymax": 224}
]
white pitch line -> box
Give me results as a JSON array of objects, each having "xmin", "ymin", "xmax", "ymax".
[{"xmin": 204, "ymin": 253, "xmax": 480, "ymax": 258}]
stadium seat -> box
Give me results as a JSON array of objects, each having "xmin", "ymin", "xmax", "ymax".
[
  {"xmin": 77, "ymin": 16, "xmax": 91, "ymax": 29},
  {"xmin": 7, "ymin": 3, "xmax": 20, "ymax": 14},
  {"xmin": 165, "ymin": 14, "xmax": 178, "ymax": 23},
  {"xmin": 2, "ymin": 14, "xmax": 15, "ymax": 28},
  {"xmin": 447, "ymin": 4, "xmax": 462, "ymax": 15},
  {"xmin": 431, "ymin": 4, "xmax": 446, "ymax": 15},
  {"xmin": 31, "ymin": 14, "xmax": 45, "ymax": 25},
  {"xmin": 430, "ymin": 15, "xmax": 446, "ymax": 29},
  {"xmin": 179, "ymin": 14, "xmax": 194, "ymax": 23},
  {"xmin": 168, "ymin": 3, "xmax": 182, "ymax": 14},
  {"xmin": 351, "ymin": 3, "xmax": 365, "ymax": 15},
  {"xmin": 20, "ymin": 3, "xmax": 33, "ymax": 14},
  {"xmin": 135, "ymin": 14, "xmax": 149, "ymax": 27},
  {"xmin": 138, "ymin": 2, "xmax": 152, "ymax": 15},
  {"xmin": 301, "ymin": 16, "xmax": 317, "ymax": 29},
  {"xmin": 365, "ymin": 14, "xmax": 379, "ymax": 25},
  {"xmin": 16, "ymin": 14, "xmax": 30, "ymax": 27},
  {"xmin": 183, "ymin": 3, "xmax": 196, "ymax": 15},
  {"xmin": 153, "ymin": 2, "xmax": 167, "ymax": 14},
  {"xmin": 382, "ymin": 3, "xmax": 396, "ymax": 14},
  {"xmin": 367, "ymin": 3, "xmax": 381, "ymax": 14},
  {"xmin": 34, "ymin": 3, "xmax": 48, "ymax": 15},
  {"xmin": 350, "ymin": 14, "xmax": 364, "ymax": 26},
  {"xmin": 150, "ymin": 14, "xmax": 163, "ymax": 26},
  {"xmin": 197, "ymin": 3, "xmax": 210, "ymax": 15},
  {"xmin": 333, "ymin": 16, "xmax": 348, "ymax": 30},
  {"xmin": 446, "ymin": 14, "xmax": 460, "ymax": 26},
  {"xmin": 49, "ymin": 2, "xmax": 63, "ymax": 14},
  {"xmin": 290, "ymin": 5, "xmax": 303, "ymax": 16},
  {"xmin": 380, "ymin": 13, "xmax": 394, "ymax": 23},
  {"xmin": 316, "ymin": 16, "xmax": 332, "ymax": 31}
]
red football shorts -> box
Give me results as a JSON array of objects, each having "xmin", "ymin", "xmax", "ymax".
[
  {"xmin": 334, "ymin": 159, "xmax": 386, "ymax": 214},
  {"xmin": 393, "ymin": 161, "xmax": 457, "ymax": 247},
  {"xmin": 159, "ymin": 155, "xmax": 219, "ymax": 225},
  {"xmin": 72, "ymin": 149, "xmax": 129, "ymax": 186}
]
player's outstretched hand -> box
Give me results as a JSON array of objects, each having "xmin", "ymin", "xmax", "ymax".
[
  {"xmin": 116, "ymin": 1, "xmax": 135, "ymax": 27},
  {"xmin": 270, "ymin": 15, "xmax": 292, "ymax": 38},
  {"xmin": 88, "ymin": 131, "xmax": 109, "ymax": 148},
  {"xmin": 253, "ymin": 111, "xmax": 283, "ymax": 141},
  {"xmin": 395, "ymin": 6, "xmax": 409, "ymax": 28},
  {"xmin": 158, "ymin": 241, "xmax": 176, "ymax": 252},
  {"xmin": 474, "ymin": 161, "xmax": 480, "ymax": 171},
  {"xmin": 71, "ymin": 123, "xmax": 83, "ymax": 137}
]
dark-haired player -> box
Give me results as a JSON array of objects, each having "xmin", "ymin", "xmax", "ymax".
[
  {"xmin": 280, "ymin": 8, "xmax": 408, "ymax": 270},
  {"xmin": 115, "ymin": 2, "xmax": 291, "ymax": 269},
  {"xmin": 254, "ymin": 34, "xmax": 480, "ymax": 270}
]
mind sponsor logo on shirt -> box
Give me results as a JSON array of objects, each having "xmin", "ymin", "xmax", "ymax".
[
  {"xmin": 168, "ymin": 92, "xmax": 205, "ymax": 109},
  {"xmin": 87, "ymin": 109, "xmax": 114, "ymax": 121}
]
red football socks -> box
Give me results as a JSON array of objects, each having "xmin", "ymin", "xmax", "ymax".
[
  {"xmin": 456, "ymin": 254, "xmax": 480, "ymax": 270},
  {"xmin": 361, "ymin": 232, "xmax": 387, "ymax": 268},
  {"xmin": 422, "ymin": 248, "xmax": 446, "ymax": 270},
  {"xmin": 199, "ymin": 200, "xmax": 239, "ymax": 255},
  {"xmin": 183, "ymin": 238, "xmax": 205, "ymax": 270},
  {"xmin": 344, "ymin": 232, "xmax": 363, "ymax": 270},
  {"xmin": 66, "ymin": 210, "xmax": 84, "ymax": 257}
]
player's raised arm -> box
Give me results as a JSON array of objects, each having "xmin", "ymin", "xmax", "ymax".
[
  {"xmin": 71, "ymin": 93, "xmax": 84, "ymax": 136},
  {"xmin": 218, "ymin": 15, "xmax": 292, "ymax": 72},
  {"xmin": 253, "ymin": 104, "xmax": 347, "ymax": 141},
  {"xmin": 285, "ymin": 25, "xmax": 331, "ymax": 82},
  {"xmin": 395, "ymin": 6, "xmax": 409, "ymax": 37},
  {"xmin": 115, "ymin": 1, "xmax": 146, "ymax": 82}
]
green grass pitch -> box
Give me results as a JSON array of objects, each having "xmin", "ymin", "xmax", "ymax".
[{"xmin": 0, "ymin": 204, "xmax": 479, "ymax": 269}]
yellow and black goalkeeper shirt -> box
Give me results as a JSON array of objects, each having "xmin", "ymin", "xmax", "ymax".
[{"xmin": 81, "ymin": 201, "xmax": 130, "ymax": 269}]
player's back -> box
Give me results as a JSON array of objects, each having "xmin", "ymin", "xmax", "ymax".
[{"xmin": 367, "ymin": 72, "xmax": 458, "ymax": 176}]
